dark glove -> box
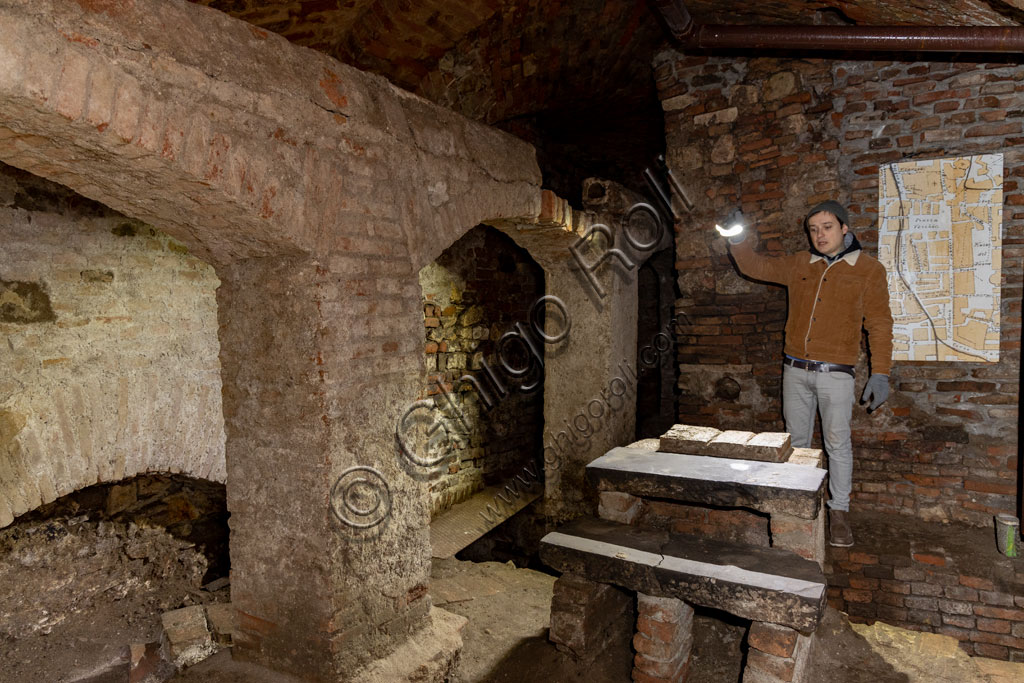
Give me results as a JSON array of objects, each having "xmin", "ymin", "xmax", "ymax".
[{"xmin": 861, "ymin": 374, "xmax": 889, "ymax": 412}]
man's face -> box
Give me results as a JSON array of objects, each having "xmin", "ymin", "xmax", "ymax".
[{"xmin": 807, "ymin": 211, "xmax": 849, "ymax": 257}]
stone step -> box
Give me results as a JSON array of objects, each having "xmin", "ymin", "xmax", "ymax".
[
  {"xmin": 586, "ymin": 447, "xmax": 826, "ymax": 519},
  {"xmin": 540, "ymin": 516, "xmax": 827, "ymax": 631}
]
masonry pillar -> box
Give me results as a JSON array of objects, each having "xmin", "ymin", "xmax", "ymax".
[
  {"xmin": 541, "ymin": 259, "xmax": 638, "ymax": 522},
  {"xmin": 218, "ymin": 255, "xmax": 435, "ymax": 680}
]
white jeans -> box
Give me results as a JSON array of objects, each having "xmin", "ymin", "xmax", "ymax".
[{"xmin": 782, "ymin": 364, "xmax": 855, "ymax": 512}]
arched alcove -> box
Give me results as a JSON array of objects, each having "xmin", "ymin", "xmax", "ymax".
[
  {"xmin": 416, "ymin": 225, "xmax": 545, "ymax": 518},
  {"xmin": 0, "ymin": 162, "xmax": 226, "ymax": 530}
]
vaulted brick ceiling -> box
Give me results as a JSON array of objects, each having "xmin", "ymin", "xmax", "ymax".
[{"xmin": 191, "ymin": 0, "xmax": 1023, "ymax": 199}]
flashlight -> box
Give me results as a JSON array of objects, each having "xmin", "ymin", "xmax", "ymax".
[
  {"xmin": 715, "ymin": 210, "xmax": 745, "ymax": 238},
  {"xmin": 715, "ymin": 223, "xmax": 744, "ymax": 237}
]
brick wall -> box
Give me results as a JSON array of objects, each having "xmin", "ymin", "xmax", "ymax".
[
  {"xmin": 418, "ymin": 225, "xmax": 545, "ymax": 516},
  {"xmin": 826, "ymin": 510, "xmax": 1024, "ymax": 660},
  {"xmin": 657, "ymin": 51, "xmax": 1023, "ymax": 661},
  {"xmin": 0, "ymin": 162, "xmax": 225, "ymax": 528},
  {"xmin": 657, "ymin": 52, "xmax": 1022, "ymax": 527}
]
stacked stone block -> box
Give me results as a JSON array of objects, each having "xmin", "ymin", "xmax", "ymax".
[
  {"xmin": 744, "ymin": 622, "xmax": 815, "ymax": 683},
  {"xmin": 569, "ymin": 424, "xmax": 826, "ymax": 682},
  {"xmin": 633, "ymin": 594, "xmax": 694, "ymax": 683},
  {"xmin": 548, "ymin": 573, "xmax": 633, "ymax": 661}
]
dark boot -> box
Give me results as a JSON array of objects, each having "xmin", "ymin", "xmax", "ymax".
[{"xmin": 829, "ymin": 509, "xmax": 854, "ymax": 547}]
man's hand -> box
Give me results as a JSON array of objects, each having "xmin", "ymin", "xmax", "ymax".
[{"xmin": 861, "ymin": 374, "xmax": 889, "ymax": 412}]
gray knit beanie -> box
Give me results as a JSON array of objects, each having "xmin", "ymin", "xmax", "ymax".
[{"xmin": 804, "ymin": 200, "xmax": 849, "ymax": 228}]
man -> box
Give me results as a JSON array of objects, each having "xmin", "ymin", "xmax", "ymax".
[{"xmin": 722, "ymin": 200, "xmax": 893, "ymax": 547}]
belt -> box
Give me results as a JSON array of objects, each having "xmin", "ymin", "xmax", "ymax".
[{"xmin": 784, "ymin": 356, "xmax": 855, "ymax": 377}]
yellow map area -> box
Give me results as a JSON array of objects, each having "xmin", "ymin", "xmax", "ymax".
[{"xmin": 878, "ymin": 154, "xmax": 1003, "ymax": 362}]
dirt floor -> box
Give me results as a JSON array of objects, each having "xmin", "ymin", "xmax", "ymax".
[{"xmin": 5, "ymin": 535, "xmax": 1024, "ymax": 682}]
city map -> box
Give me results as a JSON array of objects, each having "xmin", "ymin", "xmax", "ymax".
[{"xmin": 878, "ymin": 154, "xmax": 1003, "ymax": 362}]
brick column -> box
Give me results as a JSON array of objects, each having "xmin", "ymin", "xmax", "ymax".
[
  {"xmin": 770, "ymin": 510, "xmax": 826, "ymax": 567},
  {"xmin": 633, "ymin": 594, "xmax": 694, "ymax": 683},
  {"xmin": 218, "ymin": 256, "xmax": 436, "ymax": 679},
  {"xmin": 744, "ymin": 622, "xmax": 815, "ymax": 683},
  {"xmin": 549, "ymin": 573, "xmax": 633, "ymax": 659}
]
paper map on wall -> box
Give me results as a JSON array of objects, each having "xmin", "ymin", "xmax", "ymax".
[{"xmin": 878, "ymin": 154, "xmax": 1003, "ymax": 362}]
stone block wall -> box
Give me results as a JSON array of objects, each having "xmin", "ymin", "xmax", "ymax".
[
  {"xmin": 418, "ymin": 225, "xmax": 545, "ymax": 517},
  {"xmin": 656, "ymin": 52, "xmax": 1022, "ymax": 527},
  {"xmin": 0, "ymin": 163, "xmax": 225, "ymax": 528}
]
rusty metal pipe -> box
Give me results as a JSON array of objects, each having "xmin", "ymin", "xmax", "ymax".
[
  {"xmin": 686, "ymin": 24, "xmax": 1024, "ymax": 53},
  {"xmin": 654, "ymin": 0, "xmax": 1024, "ymax": 54}
]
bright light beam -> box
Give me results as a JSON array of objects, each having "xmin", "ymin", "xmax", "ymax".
[{"xmin": 715, "ymin": 223, "xmax": 744, "ymax": 237}]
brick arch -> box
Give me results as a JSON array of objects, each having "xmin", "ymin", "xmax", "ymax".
[
  {"xmin": 0, "ymin": 0, "xmax": 543, "ymax": 678},
  {"xmin": 0, "ymin": 0, "xmax": 542, "ymax": 269},
  {"xmin": 1, "ymin": 379, "xmax": 225, "ymax": 528}
]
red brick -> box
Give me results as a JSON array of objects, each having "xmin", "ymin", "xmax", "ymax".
[
  {"xmin": 975, "ymin": 605, "xmax": 1024, "ymax": 621},
  {"xmin": 747, "ymin": 649, "xmax": 796, "ymax": 681},
  {"xmin": 633, "ymin": 632, "xmax": 685, "ymax": 660},
  {"xmin": 943, "ymin": 614, "xmax": 976, "ymax": 628},
  {"xmin": 633, "ymin": 652, "xmax": 690, "ymax": 680},
  {"xmin": 965, "ymin": 122, "xmax": 1023, "ymax": 137},
  {"xmin": 964, "ymin": 479, "xmax": 1016, "ymax": 495},
  {"xmin": 849, "ymin": 551, "xmax": 878, "ymax": 564},
  {"xmin": 978, "ymin": 618, "xmax": 1012, "ymax": 634},
  {"xmin": 638, "ymin": 615, "xmax": 682, "ymax": 643},
  {"xmin": 960, "ymin": 576, "xmax": 996, "ymax": 591},
  {"xmin": 912, "ymin": 552, "xmax": 946, "ymax": 567},
  {"xmin": 748, "ymin": 622, "xmax": 798, "ymax": 658},
  {"xmin": 973, "ymin": 642, "xmax": 1008, "ymax": 659}
]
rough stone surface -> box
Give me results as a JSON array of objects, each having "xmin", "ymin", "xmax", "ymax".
[
  {"xmin": 588, "ymin": 447, "xmax": 827, "ymax": 519},
  {"xmin": 745, "ymin": 432, "xmax": 794, "ymax": 462},
  {"xmin": 704, "ymin": 430, "xmax": 758, "ymax": 459},
  {"xmin": 598, "ymin": 491, "xmax": 644, "ymax": 525},
  {"xmin": 161, "ymin": 605, "xmax": 216, "ymax": 669},
  {"xmin": 659, "ymin": 424, "xmax": 722, "ymax": 454},
  {"xmin": 205, "ymin": 603, "xmax": 236, "ymax": 647},
  {"xmin": 540, "ymin": 516, "xmax": 828, "ymax": 631},
  {"xmin": 787, "ymin": 448, "xmax": 824, "ymax": 468},
  {"xmin": 349, "ymin": 607, "xmax": 467, "ymax": 683}
]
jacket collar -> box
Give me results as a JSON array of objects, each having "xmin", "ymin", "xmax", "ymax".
[{"xmin": 809, "ymin": 232, "xmax": 862, "ymax": 266}]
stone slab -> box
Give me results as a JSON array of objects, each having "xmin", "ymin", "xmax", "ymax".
[
  {"xmin": 540, "ymin": 516, "xmax": 826, "ymax": 631},
  {"xmin": 659, "ymin": 425, "xmax": 721, "ymax": 454},
  {"xmin": 586, "ymin": 447, "xmax": 827, "ymax": 519}
]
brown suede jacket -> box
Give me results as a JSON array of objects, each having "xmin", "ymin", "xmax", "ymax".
[{"xmin": 730, "ymin": 237, "xmax": 894, "ymax": 375}]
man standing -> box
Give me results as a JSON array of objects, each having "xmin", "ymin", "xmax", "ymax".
[{"xmin": 721, "ymin": 200, "xmax": 893, "ymax": 547}]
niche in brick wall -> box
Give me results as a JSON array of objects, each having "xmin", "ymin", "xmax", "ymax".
[
  {"xmin": 418, "ymin": 225, "xmax": 545, "ymax": 518},
  {"xmin": 0, "ymin": 474, "xmax": 230, "ymax": 682},
  {"xmin": 636, "ymin": 247, "xmax": 678, "ymax": 440}
]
